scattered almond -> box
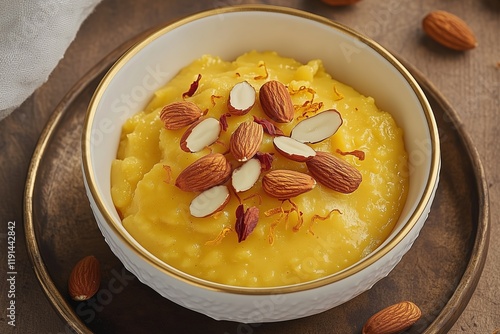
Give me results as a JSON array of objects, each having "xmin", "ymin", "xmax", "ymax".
[
  {"xmin": 228, "ymin": 81, "xmax": 256, "ymax": 115},
  {"xmin": 68, "ymin": 255, "xmax": 101, "ymax": 301},
  {"xmin": 422, "ymin": 10, "xmax": 477, "ymax": 51},
  {"xmin": 362, "ymin": 301, "xmax": 421, "ymax": 334},
  {"xmin": 230, "ymin": 121, "xmax": 264, "ymax": 162},
  {"xmin": 235, "ymin": 204, "xmax": 260, "ymax": 242},
  {"xmin": 160, "ymin": 101, "xmax": 204, "ymax": 130},
  {"xmin": 291, "ymin": 109, "xmax": 343, "ymax": 144},
  {"xmin": 259, "ymin": 80, "xmax": 295, "ymax": 123},
  {"xmin": 262, "ymin": 170, "xmax": 316, "ymax": 199},
  {"xmin": 232, "ymin": 158, "xmax": 262, "ymax": 192},
  {"xmin": 175, "ymin": 153, "xmax": 232, "ymax": 192},
  {"xmin": 189, "ymin": 185, "xmax": 230, "ymax": 217},
  {"xmin": 180, "ymin": 117, "xmax": 221, "ymax": 152},
  {"xmin": 306, "ymin": 151, "xmax": 362, "ymax": 193}
]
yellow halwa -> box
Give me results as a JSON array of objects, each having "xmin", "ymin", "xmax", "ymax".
[{"xmin": 111, "ymin": 51, "xmax": 408, "ymax": 287}]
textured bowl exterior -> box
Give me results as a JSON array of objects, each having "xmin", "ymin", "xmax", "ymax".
[
  {"xmin": 82, "ymin": 6, "xmax": 440, "ymax": 323},
  {"xmin": 85, "ymin": 181, "xmax": 437, "ymax": 322}
]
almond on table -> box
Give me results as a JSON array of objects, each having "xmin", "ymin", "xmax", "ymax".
[{"xmin": 160, "ymin": 101, "xmax": 204, "ymax": 129}]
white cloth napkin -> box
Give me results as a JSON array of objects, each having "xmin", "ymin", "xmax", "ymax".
[{"xmin": 0, "ymin": 0, "xmax": 102, "ymax": 121}]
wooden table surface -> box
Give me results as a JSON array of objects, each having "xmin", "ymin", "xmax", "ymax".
[{"xmin": 1, "ymin": 0, "xmax": 498, "ymax": 333}]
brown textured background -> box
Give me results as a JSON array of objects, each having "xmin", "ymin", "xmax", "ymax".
[{"xmin": 1, "ymin": 0, "xmax": 498, "ymax": 333}]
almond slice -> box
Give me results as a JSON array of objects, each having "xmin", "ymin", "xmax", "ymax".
[
  {"xmin": 229, "ymin": 121, "xmax": 264, "ymax": 162},
  {"xmin": 290, "ymin": 109, "xmax": 343, "ymax": 143},
  {"xmin": 228, "ymin": 81, "xmax": 256, "ymax": 115},
  {"xmin": 189, "ymin": 185, "xmax": 230, "ymax": 217},
  {"xmin": 232, "ymin": 158, "xmax": 262, "ymax": 192},
  {"xmin": 180, "ymin": 118, "xmax": 221, "ymax": 152},
  {"xmin": 273, "ymin": 136, "xmax": 316, "ymax": 162},
  {"xmin": 68, "ymin": 255, "xmax": 100, "ymax": 301}
]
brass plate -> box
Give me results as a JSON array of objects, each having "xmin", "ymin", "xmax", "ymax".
[{"xmin": 24, "ymin": 36, "xmax": 489, "ymax": 334}]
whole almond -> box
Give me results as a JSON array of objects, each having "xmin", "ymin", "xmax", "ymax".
[
  {"xmin": 189, "ymin": 185, "xmax": 230, "ymax": 218},
  {"xmin": 175, "ymin": 153, "xmax": 232, "ymax": 192},
  {"xmin": 362, "ymin": 301, "xmax": 421, "ymax": 334},
  {"xmin": 422, "ymin": 10, "xmax": 477, "ymax": 51},
  {"xmin": 321, "ymin": 0, "xmax": 361, "ymax": 5},
  {"xmin": 259, "ymin": 80, "xmax": 294, "ymax": 123},
  {"xmin": 306, "ymin": 151, "xmax": 362, "ymax": 193},
  {"xmin": 68, "ymin": 255, "xmax": 101, "ymax": 301},
  {"xmin": 230, "ymin": 121, "xmax": 264, "ymax": 162},
  {"xmin": 160, "ymin": 101, "xmax": 204, "ymax": 130},
  {"xmin": 262, "ymin": 170, "xmax": 316, "ymax": 199}
]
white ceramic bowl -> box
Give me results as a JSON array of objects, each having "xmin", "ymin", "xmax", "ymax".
[{"xmin": 82, "ymin": 5, "xmax": 440, "ymax": 323}]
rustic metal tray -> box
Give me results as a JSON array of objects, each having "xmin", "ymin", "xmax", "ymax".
[{"xmin": 24, "ymin": 38, "xmax": 490, "ymax": 334}]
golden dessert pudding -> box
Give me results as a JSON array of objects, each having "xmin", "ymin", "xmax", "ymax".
[{"xmin": 110, "ymin": 51, "xmax": 409, "ymax": 287}]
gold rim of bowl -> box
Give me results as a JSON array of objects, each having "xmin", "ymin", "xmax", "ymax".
[{"xmin": 82, "ymin": 4, "xmax": 441, "ymax": 295}]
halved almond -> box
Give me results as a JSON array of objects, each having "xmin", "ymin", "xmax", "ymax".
[
  {"xmin": 68, "ymin": 255, "xmax": 100, "ymax": 301},
  {"xmin": 160, "ymin": 101, "xmax": 204, "ymax": 130},
  {"xmin": 230, "ymin": 121, "xmax": 264, "ymax": 162},
  {"xmin": 235, "ymin": 205, "xmax": 259, "ymax": 242},
  {"xmin": 232, "ymin": 158, "xmax": 262, "ymax": 192},
  {"xmin": 262, "ymin": 170, "xmax": 316, "ymax": 199},
  {"xmin": 291, "ymin": 109, "xmax": 343, "ymax": 143},
  {"xmin": 273, "ymin": 136, "xmax": 316, "ymax": 162},
  {"xmin": 180, "ymin": 117, "xmax": 221, "ymax": 152},
  {"xmin": 227, "ymin": 81, "xmax": 256, "ymax": 115},
  {"xmin": 189, "ymin": 185, "xmax": 230, "ymax": 217},
  {"xmin": 175, "ymin": 153, "xmax": 232, "ymax": 192}
]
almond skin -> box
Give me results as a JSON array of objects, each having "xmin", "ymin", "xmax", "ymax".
[
  {"xmin": 362, "ymin": 301, "xmax": 421, "ymax": 334},
  {"xmin": 422, "ymin": 10, "xmax": 477, "ymax": 51},
  {"xmin": 68, "ymin": 255, "xmax": 101, "ymax": 301},
  {"xmin": 175, "ymin": 153, "xmax": 232, "ymax": 192},
  {"xmin": 262, "ymin": 170, "xmax": 316, "ymax": 199},
  {"xmin": 259, "ymin": 80, "xmax": 294, "ymax": 123},
  {"xmin": 306, "ymin": 151, "xmax": 362, "ymax": 193},
  {"xmin": 230, "ymin": 121, "xmax": 264, "ymax": 162},
  {"xmin": 160, "ymin": 101, "xmax": 204, "ymax": 130}
]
